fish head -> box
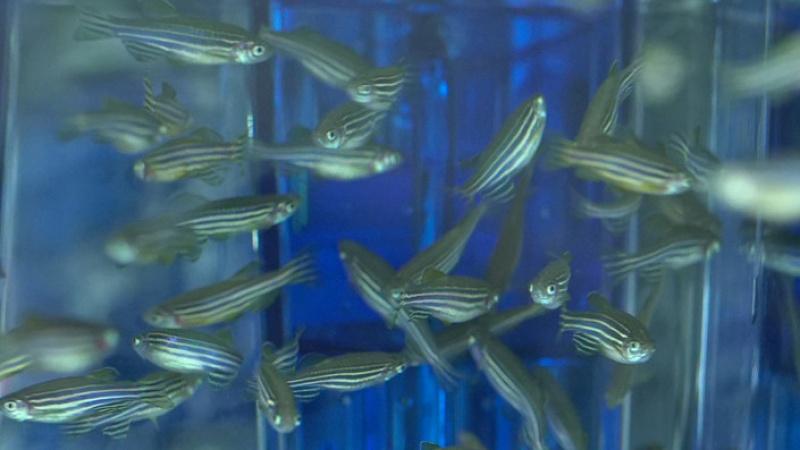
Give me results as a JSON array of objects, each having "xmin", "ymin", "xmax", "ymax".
[
  {"xmin": 268, "ymin": 405, "xmax": 301, "ymax": 434},
  {"xmin": 312, "ymin": 123, "xmax": 344, "ymax": 149},
  {"xmin": 143, "ymin": 307, "xmax": 181, "ymax": 328},
  {"xmin": 276, "ymin": 195, "xmax": 300, "ymax": 218},
  {"xmin": 373, "ymin": 150, "xmax": 403, "ymax": 173},
  {"xmin": 131, "ymin": 334, "xmax": 151, "ymax": 357},
  {"xmin": 235, "ymin": 39, "xmax": 273, "ymax": 64},
  {"xmin": 133, "ymin": 160, "xmax": 152, "ymax": 181},
  {"xmin": 621, "ymin": 338, "xmax": 655, "ymax": 364},
  {"xmin": 1, "ymin": 397, "xmax": 32, "ymax": 421},
  {"xmin": 529, "ymin": 95, "xmax": 547, "ymax": 120}
]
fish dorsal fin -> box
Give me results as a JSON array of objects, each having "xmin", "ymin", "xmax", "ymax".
[
  {"xmin": 139, "ymin": 0, "xmax": 178, "ymax": 17},
  {"xmin": 420, "ymin": 268, "xmax": 446, "ymax": 284},
  {"xmin": 588, "ymin": 292, "xmax": 614, "ymax": 312},
  {"xmin": 188, "ymin": 127, "xmax": 223, "ymax": 143},
  {"xmin": 296, "ymin": 352, "xmax": 326, "ymax": 371},
  {"xmin": 231, "ymin": 261, "xmax": 262, "ymax": 281},
  {"xmin": 214, "ymin": 329, "xmax": 235, "ymax": 346},
  {"xmin": 87, "ymin": 367, "xmax": 120, "ymax": 382},
  {"xmin": 287, "ymin": 126, "xmax": 313, "ymax": 144}
]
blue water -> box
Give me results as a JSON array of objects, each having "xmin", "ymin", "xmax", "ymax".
[{"xmin": 2, "ymin": 0, "xmax": 800, "ymax": 449}]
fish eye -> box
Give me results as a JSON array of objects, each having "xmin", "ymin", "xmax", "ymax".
[
  {"xmin": 326, "ymin": 130, "xmax": 338, "ymax": 142},
  {"xmin": 4, "ymin": 401, "xmax": 17, "ymax": 411},
  {"xmin": 133, "ymin": 336, "xmax": 142, "ymax": 346},
  {"xmin": 546, "ymin": 284, "xmax": 557, "ymax": 295},
  {"xmin": 253, "ymin": 45, "xmax": 266, "ymax": 56},
  {"xmin": 628, "ymin": 342, "xmax": 642, "ymax": 354},
  {"xmin": 357, "ymin": 84, "xmax": 372, "ymax": 95}
]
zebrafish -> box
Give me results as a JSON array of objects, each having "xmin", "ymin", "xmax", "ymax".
[
  {"xmin": 346, "ymin": 64, "xmax": 409, "ymax": 111},
  {"xmin": 74, "ymin": 6, "xmax": 272, "ymax": 65},
  {"xmin": 174, "ymin": 194, "xmax": 300, "ymax": 240},
  {"xmin": 469, "ymin": 332, "xmax": 549, "ymax": 450},
  {"xmin": 60, "ymin": 98, "xmax": 169, "ymax": 154},
  {"xmin": 2, "ymin": 316, "xmax": 119, "ymax": 374},
  {"xmin": 62, "ymin": 371, "xmax": 202, "ymax": 439},
  {"xmin": 260, "ymin": 27, "xmax": 371, "ymax": 89},
  {"xmin": 0, "ymin": 368, "xmax": 172, "ymax": 423},
  {"xmin": 709, "ymin": 157, "xmax": 800, "ymax": 223},
  {"xmin": 288, "ymin": 352, "xmax": 406, "ymax": 401},
  {"xmin": 254, "ymin": 331, "xmax": 302, "ymax": 433},
  {"xmin": 337, "ymin": 240, "xmax": 460, "ymax": 385},
  {"xmin": 390, "ymin": 271, "xmax": 499, "ymax": 325},
  {"xmin": 486, "ymin": 162, "xmax": 533, "ymax": 292},
  {"xmin": 460, "ymin": 95, "xmax": 546, "ymax": 202},
  {"xmin": 577, "ymin": 60, "xmax": 641, "ymax": 143},
  {"xmin": 313, "ymin": 101, "xmax": 387, "ymax": 150},
  {"xmin": 666, "ymin": 129, "xmax": 720, "ymax": 190},
  {"xmin": 250, "ymin": 135, "xmax": 403, "ymax": 180},
  {"xmin": 0, "ymin": 352, "xmax": 33, "ymax": 382},
  {"xmin": 560, "ymin": 293, "xmax": 655, "ymax": 364},
  {"xmin": 546, "ymin": 134, "xmax": 692, "ymax": 195},
  {"xmin": 105, "ymin": 220, "xmax": 203, "ymax": 266},
  {"xmin": 389, "ymin": 203, "xmax": 488, "ymax": 292},
  {"xmin": 133, "ymin": 329, "xmax": 243, "ymax": 388},
  {"xmin": 603, "ymin": 225, "xmax": 719, "ymax": 280},
  {"xmin": 531, "ymin": 367, "xmax": 587, "ymax": 450},
  {"xmin": 572, "ymin": 188, "xmax": 642, "ymax": 233},
  {"xmin": 142, "ymin": 78, "xmax": 193, "ymax": 136},
  {"xmin": 134, "ymin": 128, "xmax": 248, "ymax": 184},
  {"xmin": 746, "ymin": 229, "xmax": 800, "ymax": 277},
  {"xmin": 143, "ymin": 254, "xmax": 315, "ymax": 328},
  {"xmin": 726, "ymin": 33, "xmax": 800, "ymax": 98},
  {"xmin": 647, "ymin": 193, "xmax": 721, "ymax": 235},
  {"xmin": 528, "ymin": 252, "xmax": 572, "ymax": 309}
]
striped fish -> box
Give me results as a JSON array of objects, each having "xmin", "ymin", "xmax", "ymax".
[
  {"xmin": 174, "ymin": 194, "xmax": 300, "ymax": 240},
  {"xmin": 250, "ymin": 138, "xmax": 403, "ymax": 180},
  {"xmin": 60, "ymin": 99, "xmax": 168, "ymax": 154},
  {"xmin": 666, "ymin": 129, "xmax": 720, "ymax": 190},
  {"xmin": 62, "ymin": 371, "xmax": 202, "ymax": 439},
  {"xmin": 546, "ymin": 134, "xmax": 692, "ymax": 195},
  {"xmin": 459, "ymin": 95, "xmax": 546, "ymax": 202},
  {"xmin": 260, "ymin": 27, "xmax": 372, "ymax": 89},
  {"xmin": 648, "ymin": 193, "xmax": 720, "ymax": 234},
  {"xmin": 133, "ymin": 329, "xmax": 243, "ymax": 387},
  {"xmin": 390, "ymin": 203, "xmax": 488, "ymax": 291},
  {"xmin": 287, "ymin": 352, "xmax": 406, "ymax": 401},
  {"xmin": 603, "ymin": 225, "xmax": 719, "ymax": 280},
  {"xmin": 572, "ymin": 188, "xmax": 642, "ymax": 233},
  {"xmin": 337, "ymin": 240, "xmax": 460, "ymax": 386},
  {"xmin": 726, "ymin": 33, "xmax": 800, "ymax": 98},
  {"xmin": 3, "ymin": 316, "xmax": 119, "ymax": 374},
  {"xmin": 134, "ymin": 127, "xmax": 247, "ymax": 184},
  {"xmin": 105, "ymin": 219, "xmax": 203, "ymax": 266},
  {"xmin": 559, "ymin": 293, "xmax": 655, "ymax": 364},
  {"xmin": 0, "ymin": 352, "xmax": 33, "ymax": 381},
  {"xmin": 74, "ymin": 8, "xmax": 272, "ymax": 65},
  {"xmin": 143, "ymin": 253, "xmax": 315, "ymax": 328},
  {"xmin": 528, "ymin": 252, "xmax": 572, "ymax": 309},
  {"xmin": 142, "ymin": 78, "xmax": 193, "ymax": 137},
  {"xmin": 577, "ymin": 59, "xmax": 641, "ymax": 143},
  {"xmin": 391, "ymin": 271, "xmax": 498, "ymax": 325},
  {"xmin": 313, "ymin": 102, "xmax": 387, "ymax": 150},
  {"xmin": 486, "ymin": 162, "xmax": 533, "ymax": 292},
  {"xmin": 254, "ymin": 331, "xmax": 302, "ymax": 433},
  {"xmin": 531, "ymin": 367, "xmax": 587, "ymax": 450},
  {"xmin": 468, "ymin": 332, "xmax": 549, "ymax": 450},
  {"xmin": 346, "ymin": 64, "xmax": 409, "ymax": 111},
  {"xmin": 0, "ymin": 368, "xmax": 172, "ymax": 423}
]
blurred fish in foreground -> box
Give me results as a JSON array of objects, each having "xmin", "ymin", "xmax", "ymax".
[
  {"xmin": 105, "ymin": 219, "xmax": 202, "ymax": 266},
  {"xmin": 62, "ymin": 371, "xmax": 202, "ymax": 439},
  {"xmin": 0, "ymin": 316, "xmax": 118, "ymax": 377},
  {"xmin": 560, "ymin": 293, "xmax": 655, "ymax": 364},
  {"xmin": 287, "ymin": 352, "xmax": 407, "ymax": 401},
  {"xmin": 576, "ymin": 59, "xmax": 640, "ymax": 143},
  {"xmin": 665, "ymin": 128, "xmax": 720, "ymax": 191},
  {"xmin": 531, "ymin": 367, "xmax": 587, "ymax": 450},
  {"xmin": 709, "ymin": 158, "xmax": 800, "ymax": 223},
  {"xmin": 253, "ymin": 331, "xmax": 302, "ymax": 434},
  {"xmin": 726, "ymin": 33, "xmax": 800, "ymax": 99},
  {"xmin": 572, "ymin": 188, "xmax": 641, "ymax": 233},
  {"xmin": 75, "ymin": 1, "xmax": 273, "ymax": 65},
  {"xmin": 646, "ymin": 193, "xmax": 720, "ymax": 235}
]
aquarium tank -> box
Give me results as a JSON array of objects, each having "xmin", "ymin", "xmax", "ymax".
[{"xmin": 1, "ymin": 0, "xmax": 800, "ymax": 449}]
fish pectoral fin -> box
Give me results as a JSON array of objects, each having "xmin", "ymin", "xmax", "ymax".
[
  {"xmin": 572, "ymin": 333, "xmax": 600, "ymax": 355},
  {"xmin": 121, "ymin": 40, "xmax": 166, "ymax": 62},
  {"xmin": 143, "ymin": 394, "xmax": 174, "ymax": 410}
]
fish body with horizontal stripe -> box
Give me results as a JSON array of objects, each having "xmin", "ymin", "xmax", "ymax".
[
  {"xmin": 347, "ymin": 64, "xmax": 410, "ymax": 111},
  {"xmin": 391, "ymin": 272, "xmax": 498, "ymax": 324},
  {"xmin": 75, "ymin": 8, "xmax": 272, "ymax": 65},
  {"xmin": 0, "ymin": 368, "xmax": 172, "ymax": 423},
  {"xmin": 528, "ymin": 252, "xmax": 572, "ymax": 309},
  {"xmin": 288, "ymin": 352, "xmax": 406, "ymax": 401},
  {"xmin": 559, "ymin": 293, "xmax": 654, "ymax": 364},
  {"xmin": 105, "ymin": 219, "xmax": 203, "ymax": 266},
  {"xmin": 133, "ymin": 330, "xmax": 243, "ymax": 387},
  {"xmin": 460, "ymin": 95, "xmax": 546, "ymax": 202},
  {"xmin": 577, "ymin": 60, "xmax": 641, "ymax": 143},
  {"xmin": 60, "ymin": 101, "xmax": 168, "ymax": 154},
  {"xmin": 174, "ymin": 194, "xmax": 299, "ymax": 240},
  {"xmin": 143, "ymin": 254, "xmax": 315, "ymax": 328},
  {"xmin": 313, "ymin": 102, "xmax": 387, "ymax": 150},
  {"xmin": 261, "ymin": 27, "xmax": 371, "ymax": 89},
  {"xmin": 142, "ymin": 78, "xmax": 193, "ymax": 137}
]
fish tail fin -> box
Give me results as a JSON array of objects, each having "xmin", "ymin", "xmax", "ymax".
[
  {"xmin": 74, "ymin": 8, "xmax": 117, "ymax": 41},
  {"xmin": 402, "ymin": 318, "xmax": 460, "ymax": 389},
  {"xmin": 601, "ymin": 251, "xmax": 642, "ymax": 281},
  {"xmin": 541, "ymin": 137, "xmax": 577, "ymax": 171},
  {"xmin": 282, "ymin": 252, "xmax": 317, "ymax": 285}
]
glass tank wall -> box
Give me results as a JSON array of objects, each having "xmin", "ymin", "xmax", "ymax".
[{"xmin": 1, "ymin": 0, "xmax": 798, "ymax": 450}]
